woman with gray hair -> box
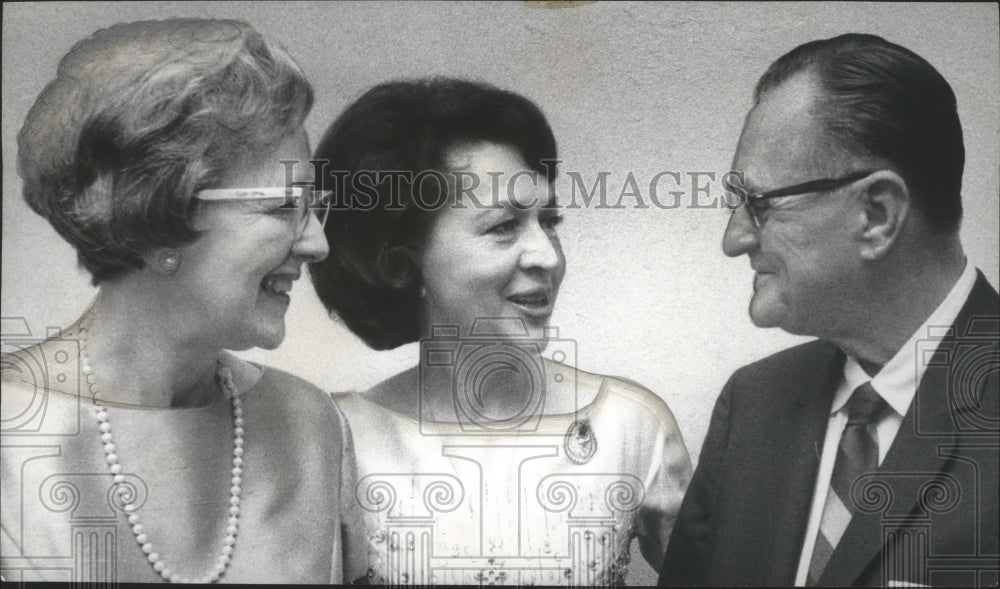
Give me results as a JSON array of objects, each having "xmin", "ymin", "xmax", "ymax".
[{"xmin": 1, "ymin": 19, "xmax": 363, "ymax": 583}]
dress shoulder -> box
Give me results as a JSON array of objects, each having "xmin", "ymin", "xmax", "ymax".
[
  {"xmin": 231, "ymin": 356, "xmax": 352, "ymax": 441},
  {"xmin": 592, "ymin": 372, "xmax": 682, "ymax": 433},
  {"xmin": 330, "ymin": 390, "xmax": 364, "ymax": 403},
  {"xmin": 328, "ymin": 391, "xmax": 408, "ymax": 438},
  {"xmin": 329, "ymin": 391, "xmax": 376, "ymax": 414},
  {"xmin": 247, "ymin": 359, "xmax": 329, "ymax": 404}
]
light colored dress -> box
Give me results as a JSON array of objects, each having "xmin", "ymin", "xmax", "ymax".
[
  {"xmin": 336, "ymin": 368, "xmax": 692, "ymax": 585},
  {"xmin": 1, "ymin": 344, "xmax": 365, "ymax": 584}
]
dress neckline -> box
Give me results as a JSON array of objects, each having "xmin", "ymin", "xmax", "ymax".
[
  {"xmin": 2, "ymin": 350, "xmax": 263, "ymax": 412},
  {"xmin": 346, "ymin": 372, "xmax": 612, "ymax": 435}
]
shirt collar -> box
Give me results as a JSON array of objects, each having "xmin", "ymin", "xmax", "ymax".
[{"xmin": 835, "ymin": 260, "xmax": 977, "ymax": 417}]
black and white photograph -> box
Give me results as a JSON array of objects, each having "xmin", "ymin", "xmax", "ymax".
[{"xmin": 2, "ymin": 1, "xmax": 998, "ymax": 586}]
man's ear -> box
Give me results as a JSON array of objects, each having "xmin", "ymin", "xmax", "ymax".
[{"xmin": 857, "ymin": 170, "xmax": 910, "ymax": 261}]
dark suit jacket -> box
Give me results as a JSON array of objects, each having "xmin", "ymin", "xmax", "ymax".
[{"xmin": 660, "ymin": 272, "xmax": 999, "ymax": 587}]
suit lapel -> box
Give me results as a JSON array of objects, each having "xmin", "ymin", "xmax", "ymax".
[
  {"xmin": 764, "ymin": 343, "xmax": 845, "ymax": 585},
  {"xmin": 819, "ymin": 273, "xmax": 999, "ymax": 586}
]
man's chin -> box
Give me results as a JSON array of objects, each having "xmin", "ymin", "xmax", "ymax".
[
  {"xmin": 749, "ymin": 315, "xmax": 781, "ymax": 329},
  {"xmin": 750, "ymin": 307, "xmax": 819, "ymax": 338},
  {"xmin": 748, "ymin": 299, "xmax": 785, "ymax": 329}
]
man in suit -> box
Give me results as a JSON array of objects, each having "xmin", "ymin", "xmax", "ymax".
[{"xmin": 660, "ymin": 34, "xmax": 999, "ymax": 587}]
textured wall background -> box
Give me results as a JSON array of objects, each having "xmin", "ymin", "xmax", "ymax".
[{"xmin": 3, "ymin": 4, "xmax": 998, "ymax": 580}]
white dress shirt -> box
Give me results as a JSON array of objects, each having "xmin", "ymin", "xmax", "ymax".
[{"xmin": 794, "ymin": 261, "xmax": 978, "ymax": 586}]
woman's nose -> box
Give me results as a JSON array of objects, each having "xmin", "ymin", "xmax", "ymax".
[
  {"xmin": 518, "ymin": 222, "xmax": 563, "ymax": 271},
  {"xmin": 294, "ymin": 211, "xmax": 330, "ymax": 263}
]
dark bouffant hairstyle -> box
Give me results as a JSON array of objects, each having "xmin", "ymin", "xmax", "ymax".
[
  {"xmin": 18, "ymin": 19, "xmax": 313, "ymax": 284},
  {"xmin": 310, "ymin": 78, "xmax": 558, "ymax": 350},
  {"xmin": 756, "ymin": 33, "xmax": 964, "ymax": 233}
]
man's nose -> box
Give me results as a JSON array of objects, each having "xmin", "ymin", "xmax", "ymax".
[{"xmin": 722, "ymin": 206, "xmax": 759, "ymax": 257}]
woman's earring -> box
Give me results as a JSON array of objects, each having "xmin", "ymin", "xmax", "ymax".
[{"xmin": 157, "ymin": 250, "xmax": 180, "ymax": 275}]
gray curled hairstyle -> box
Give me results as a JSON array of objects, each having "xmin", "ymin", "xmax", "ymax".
[{"xmin": 17, "ymin": 19, "xmax": 314, "ymax": 284}]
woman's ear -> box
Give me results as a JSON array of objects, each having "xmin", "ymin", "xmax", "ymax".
[
  {"xmin": 857, "ymin": 170, "xmax": 910, "ymax": 261},
  {"xmin": 378, "ymin": 245, "xmax": 420, "ymax": 289},
  {"xmin": 147, "ymin": 248, "xmax": 181, "ymax": 276}
]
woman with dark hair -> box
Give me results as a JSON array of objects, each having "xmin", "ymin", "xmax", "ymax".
[
  {"xmin": 312, "ymin": 77, "xmax": 692, "ymax": 585},
  {"xmin": 1, "ymin": 19, "xmax": 363, "ymax": 583}
]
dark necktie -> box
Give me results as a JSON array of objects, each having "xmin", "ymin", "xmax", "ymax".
[{"xmin": 807, "ymin": 382, "xmax": 887, "ymax": 585}]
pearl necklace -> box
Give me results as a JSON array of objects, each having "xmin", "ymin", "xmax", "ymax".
[{"xmin": 79, "ymin": 324, "xmax": 245, "ymax": 583}]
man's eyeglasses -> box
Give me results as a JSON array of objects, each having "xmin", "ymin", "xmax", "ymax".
[
  {"xmin": 724, "ymin": 170, "xmax": 877, "ymax": 228},
  {"xmin": 194, "ymin": 186, "xmax": 332, "ymax": 235}
]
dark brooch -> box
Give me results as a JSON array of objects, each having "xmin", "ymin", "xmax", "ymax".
[{"xmin": 564, "ymin": 418, "xmax": 597, "ymax": 464}]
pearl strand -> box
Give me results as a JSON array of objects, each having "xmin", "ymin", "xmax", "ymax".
[{"xmin": 80, "ymin": 325, "xmax": 245, "ymax": 583}]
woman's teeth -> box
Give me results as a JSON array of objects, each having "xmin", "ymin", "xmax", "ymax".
[
  {"xmin": 262, "ymin": 277, "xmax": 293, "ymax": 294},
  {"xmin": 509, "ymin": 293, "xmax": 548, "ymax": 306}
]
